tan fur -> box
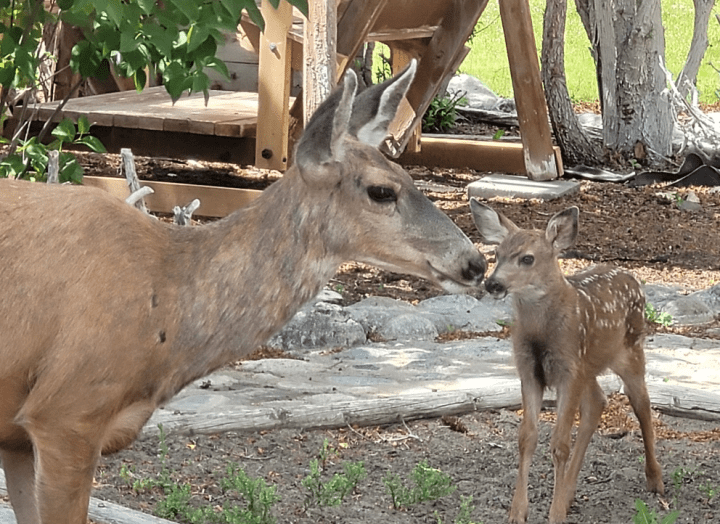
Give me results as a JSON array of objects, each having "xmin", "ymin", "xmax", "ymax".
[
  {"xmin": 0, "ymin": 64, "xmax": 486, "ymax": 524},
  {"xmin": 470, "ymin": 200, "xmax": 663, "ymax": 524}
]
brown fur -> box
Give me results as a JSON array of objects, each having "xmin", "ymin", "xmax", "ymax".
[
  {"xmin": 471, "ymin": 200, "xmax": 663, "ymax": 524},
  {"xmin": 0, "ymin": 63, "xmax": 486, "ymax": 524}
]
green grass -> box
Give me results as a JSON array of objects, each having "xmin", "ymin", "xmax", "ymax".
[{"xmin": 460, "ymin": 0, "xmax": 720, "ymax": 104}]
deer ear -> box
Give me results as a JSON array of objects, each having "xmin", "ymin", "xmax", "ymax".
[
  {"xmin": 294, "ymin": 68, "xmax": 359, "ymax": 177},
  {"xmin": 470, "ymin": 198, "xmax": 518, "ymax": 245},
  {"xmin": 348, "ymin": 59, "xmax": 417, "ymax": 147},
  {"xmin": 545, "ymin": 207, "xmax": 579, "ymax": 252}
]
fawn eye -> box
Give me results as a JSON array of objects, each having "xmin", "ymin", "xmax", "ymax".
[
  {"xmin": 367, "ymin": 186, "xmax": 397, "ymax": 203},
  {"xmin": 520, "ymin": 255, "xmax": 535, "ymax": 266}
]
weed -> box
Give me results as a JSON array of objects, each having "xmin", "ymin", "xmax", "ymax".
[
  {"xmin": 302, "ymin": 439, "xmax": 367, "ymax": 508},
  {"xmin": 434, "ymin": 495, "xmax": 483, "ymax": 524},
  {"xmin": 645, "ymin": 303, "xmax": 673, "ymax": 327},
  {"xmin": 633, "ymin": 499, "xmax": 679, "ymax": 524},
  {"xmin": 384, "ymin": 459, "xmax": 456, "ymax": 509},
  {"xmin": 422, "ymin": 92, "xmax": 467, "ymax": 133},
  {"xmin": 701, "ymin": 480, "xmax": 718, "ymax": 503}
]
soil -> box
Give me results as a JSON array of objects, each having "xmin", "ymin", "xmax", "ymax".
[{"xmin": 76, "ymin": 151, "xmax": 720, "ymax": 524}]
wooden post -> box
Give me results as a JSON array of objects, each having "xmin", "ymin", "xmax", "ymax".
[
  {"xmin": 255, "ymin": 0, "xmax": 293, "ymax": 171},
  {"xmin": 499, "ymin": 0, "xmax": 558, "ymax": 181},
  {"xmin": 303, "ymin": 0, "xmax": 336, "ymax": 123}
]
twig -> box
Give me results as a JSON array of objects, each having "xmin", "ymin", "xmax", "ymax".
[
  {"xmin": 125, "ymin": 186, "xmax": 154, "ymax": 207},
  {"xmin": 46, "ymin": 150, "xmax": 59, "ymax": 184},
  {"xmin": 173, "ymin": 199, "xmax": 201, "ymax": 226}
]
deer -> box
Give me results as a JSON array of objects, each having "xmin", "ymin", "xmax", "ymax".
[
  {"xmin": 0, "ymin": 61, "xmax": 487, "ymax": 524},
  {"xmin": 469, "ymin": 199, "xmax": 663, "ymax": 524}
]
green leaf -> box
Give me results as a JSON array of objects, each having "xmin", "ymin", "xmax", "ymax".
[
  {"xmin": 207, "ymin": 58, "xmax": 230, "ymax": 81},
  {"xmin": 186, "ymin": 25, "xmax": 211, "ymax": 54},
  {"xmin": 70, "ymin": 40, "xmax": 105, "ymax": 78},
  {"xmin": 169, "ymin": 0, "xmax": 200, "ymax": 22},
  {"xmin": 244, "ymin": 1, "xmax": 264, "ymax": 32},
  {"xmin": 162, "ymin": 61, "xmax": 192, "ymax": 101},
  {"xmin": 77, "ymin": 115, "xmax": 91, "ymax": 136},
  {"xmin": 103, "ymin": 0, "xmax": 123, "ymax": 27},
  {"xmin": 76, "ymin": 136, "xmax": 107, "ymax": 153},
  {"xmin": 133, "ymin": 68, "xmax": 147, "ymax": 92},
  {"xmin": 59, "ymin": 155, "xmax": 84, "ymax": 184},
  {"xmin": 0, "ymin": 154, "xmax": 25, "ymax": 179},
  {"xmin": 57, "ymin": 0, "xmax": 74, "ymax": 10},
  {"xmin": 51, "ymin": 119, "xmax": 77, "ymax": 143},
  {"xmin": 137, "ymin": 0, "xmax": 155, "ymax": 15},
  {"xmin": 141, "ymin": 22, "xmax": 175, "ymax": 58}
]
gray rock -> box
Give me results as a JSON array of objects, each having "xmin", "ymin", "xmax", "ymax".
[
  {"xmin": 662, "ymin": 296, "xmax": 714, "ymax": 326},
  {"xmin": 269, "ymin": 302, "xmax": 366, "ymax": 350},
  {"xmin": 345, "ymin": 296, "xmax": 417, "ymax": 334},
  {"xmin": 417, "ymin": 294, "xmax": 510, "ymax": 333},
  {"xmin": 377, "ymin": 313, "xmax": 438, "ymax": 341}
]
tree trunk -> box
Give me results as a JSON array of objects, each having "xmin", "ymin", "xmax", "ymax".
[
  {"xmin": 574, "ymin": 0, "xmax": 675, "ymax": 163},
  {"xmin": 541, "ymin": 0, "xmax": 603, "ymax": 166},
  {"xmin": 676, "ymin": 0, "xmax": 714, "ymax": 100}
]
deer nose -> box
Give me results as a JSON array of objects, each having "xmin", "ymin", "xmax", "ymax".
[
  {"xmin": 462, "ymin": 256, "xmax": 486, "ymax": 283},
  {"xmin": 485, "ymin": 277, "xmax": 506, "ymax": 296}
]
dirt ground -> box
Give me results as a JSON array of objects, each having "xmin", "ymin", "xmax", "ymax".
[{"xmin": 76, "ymin": 152, "xmax": 720, "ymax": 524}]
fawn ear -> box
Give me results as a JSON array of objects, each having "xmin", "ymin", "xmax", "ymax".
[
  {"xmin": 545, "ymin": 207, "xmax": 579, "ymax": 252},
  {"xmin": 348, "ymin": 59, "xmax": 417, "ymax": 147},
  {"xmin": 469, "ymin": 198, "xmax": 518, "ymax": 245}
]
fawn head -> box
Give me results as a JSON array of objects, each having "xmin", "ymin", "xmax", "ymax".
[
  {"xmin": 470, "ymin": 198, "xmax": 578, "ymax": 298},
  {"xmin": 288, "ymin": 61, "xmax": 486, "ymax": 292}
]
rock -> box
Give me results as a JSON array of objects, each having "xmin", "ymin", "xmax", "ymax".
[
  {"xmin": 377, "ymin": 313, "xmax": 438, "ymax": 341},
  {"xmin": 269, "ymin": 302, "xmax": 366, "ymax": 350},
  {"xmin": 345, "ymin": 296, "xmax": 417, "ymax": 334},
  {"xmin": 662, "ymin": 296, "xmax": 714, "ymax": 326},
  {"xmin": 416, "ymin": 294, "xmax": 511, "ymax": 333}
]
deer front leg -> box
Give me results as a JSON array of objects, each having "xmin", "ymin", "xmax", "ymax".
[
  {"xmin": 548, "ymin": 379, "xmax": 583, "ymax": 524},
  {"xmin": 509, "ymin": 379, "xmax": 543, "ymax": 524},
  {"xmin": 560, "ymin": 378, "xmax": 607, "ymax": 515},
  {"xmin": 25, "ymin": 421, "xmax": 100, "ymax": 524},
  {"xmin": 1, "ymin": 448, "xmax": 40, "ymax": 524}
]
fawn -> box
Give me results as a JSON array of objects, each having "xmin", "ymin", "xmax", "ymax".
[
  {"xmin": 0, "ymin": 62, "xmax": 487, "ymax": 524},
  {"xmin": 470, "ymin": 198, "xmax": 663, "ymax": 524}
]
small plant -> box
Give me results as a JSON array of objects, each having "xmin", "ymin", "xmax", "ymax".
[
  {"xmin": 219, "ymin": 463, "xmax": 280, "ymax": 524},
  {"xmin": 434, "ymin": 495, "xmax": 482, "ymax": 524},
  {"xmin": 700, "ymin": 480, "xmax": 718, "ymax": 503},
  {"xmin": 384, "ymin": 459, "xmax": 456, "ymax": 509},
  {"xmin": 633, "ymin": 499, "xmax": 679, "ymax": 524},
  {"xmin": 302, "ymin": 439, "xmax": 367, "ymax": 508},
  {"xmin": 422, "ymin": 92, "xmax": 467, "ymax": 133},
  {"xmin": 0, "ymin": 116, "xmax": 106, "ymax": 182},
  {"xmin": 671, "ymin": 466, "xmax": 697, "ymax": 510},
  {"xmin": 645, "ymin": 303, "xmax": 673, "ymax": 327}
]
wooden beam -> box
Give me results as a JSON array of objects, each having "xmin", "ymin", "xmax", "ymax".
[
  {"xmin": 398, "ymin": 0, "xmax": 489, "ymax": 155},
  {"xmin": 399, "ymin": 136, "xmax": 563, "ymax": 177},
  {"xmin": 83, "ymin": 177, "xmax": 261, "ymax": 218},
  {"xmin": 303, "ymin": 0, "xmax": 337, "ymax": 122},
  {"xmin": 255, "ymin": 0, "xmax": 293, "ymax": 171},
  {"xmin": 499, "ymin": 0, "xmax": 558, "ymax": 181},
  {"xmin": 336, "ymin": 0, "xmax": 388, "ymax": 79}
]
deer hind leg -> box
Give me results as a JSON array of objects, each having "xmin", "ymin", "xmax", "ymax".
[
  {"xmin": 1, "ymin": 448, "xmax": 40, "ymax": 524},
  {"xmin": 614, "ymin": 361, "xmax": 664, "ymax": 495},
  {"xmin": 509, "ymin": 379, "xmax": 543, "ymax": 524},
  {"xmin": 548, "ymin": 378, "xmax": 584, "ymax": 524},
  {"xmin": 558, "ymin": 378, "xmax": 607, "ymax": 516}
]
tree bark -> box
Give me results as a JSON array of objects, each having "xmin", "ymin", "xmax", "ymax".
[
  {"xmin": 676, "ymin": 0, "xmax": 714, "ymax": 100},
  {"xmin": 541, "ymin": 0, "xmax": 603, "ymax": 166}
]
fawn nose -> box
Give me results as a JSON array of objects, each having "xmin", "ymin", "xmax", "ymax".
[
  {"xmin": 485, "ymin": 277, "xmax": 506, "ymax": 296},
  {"xmin": 462, "ymin": 255, "xmax": 487, "ymax": 284}
]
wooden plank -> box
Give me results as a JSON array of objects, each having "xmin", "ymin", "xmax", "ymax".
[
  {"xmin": 399, "ymin": 136, "xmax": 563, "ymax": 176},
  {"xmin": 499, "ymin": 0, "xmax": 558, "ymax": 181},
  {"xmin": 83, "ymin": 177, "xmax": 261, "ymax": 218},
  {"xmin": 255, "ymin": 0, "xmax": 293, "ymax": 170},
  {"xmin": 304, "ymin": 0, "xmax": 337, "ymax": 121},
  {"xmin": 399, "ymin": 0, "xmax": 489, "ymax": 155},
  {"xmin": 336, "ymin": 0, "xmax": 388, "ymax": 78}
]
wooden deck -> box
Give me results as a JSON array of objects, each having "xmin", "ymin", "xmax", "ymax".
[{"xmin": 31, "ymin": 86, "xmax": 261, "ymax": 138}]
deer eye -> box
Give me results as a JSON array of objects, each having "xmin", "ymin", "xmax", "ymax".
[
  {"xmin": 519, "ymin": 255, "xmax": 534, "ymax": 266},
  {"xmin": 367, "ymin": 185, "xmax": 397, "ymax": 203}
]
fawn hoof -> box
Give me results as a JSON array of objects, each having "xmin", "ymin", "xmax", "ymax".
[{"xmin": 646, "ymin": 463, "xmax": 665, "ymax": 495}]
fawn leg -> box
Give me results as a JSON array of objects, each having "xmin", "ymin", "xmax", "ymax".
[
  {"xmin": 509, "ymin": 379, "xmax": 543, "ymax": 524},
  {"xmin": 616, "ymin": 365, "xmax": 664, "ymax": 495},
  {"xmin": 548, "ymin": 379, "xmax": 583, "ymax": 524},
  {"xmin": 1, "ymin": 448, "xmax": 40, "ymax": 524},
  {"xmin": 559, "ymin": 378, "xmax": 607, "ymax": 513}
]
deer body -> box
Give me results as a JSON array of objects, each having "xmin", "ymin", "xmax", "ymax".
[
  {"xmin": 0, "ymin": 63, "xmax": 486, "ymax": 524},
  {"xmin": 470, "ymin": 200, "xmax": 663, "ymax": 524}
]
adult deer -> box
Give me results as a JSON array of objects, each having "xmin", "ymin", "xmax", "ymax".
[
  {"xmin": 0, "ymin": 62, "xmax": 486, "ymax": 524},
  {"xmin": 470, "ymin": 199, "xmax": 663, "ymax": 524}
]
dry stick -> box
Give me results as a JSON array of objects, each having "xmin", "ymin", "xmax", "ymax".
[
  {"xmin": 173, "ymin": 199, "xmax": 201, "ymax": 226},
  {"xmin": 46, "ymin": 150, "xmax": 59, "ymax": 184},
  {"xmin": 120, "ymin": 148, "xmax": 148, "ymax": 214},
  {"xmin": 125, "ymin": 186, "xmax": 154, "ymax": 207}
]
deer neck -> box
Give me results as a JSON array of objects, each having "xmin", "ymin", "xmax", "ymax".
[
  {"xmin": 167, "ymin": 170, "xmax": 344, "ymax": 386},
  {"xmin": 511, "ymin": 269, "xmax": 576, "ymax": 328}
]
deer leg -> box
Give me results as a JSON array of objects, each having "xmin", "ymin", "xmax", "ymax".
[
  {"xmin": 1, "ymin": 448, "xmax": 40, "ymax": 524},
  {"xmin": 616, "ymin": 365, "xmax": 664, "ymax": 495},
  {"xmin": 558, "ymin": 378, "xmax": 607, "ymax": 515},
  {"xmin": 548, "ymin": 379, "xmax": 583, "ymax": 524},
  {"xmin": 25, "ymin": 423, "xmax": 100, "ymax": 524},
  {"xmin": 509, "ymin": 379, "xmax": 543, "ymax": 524}
]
